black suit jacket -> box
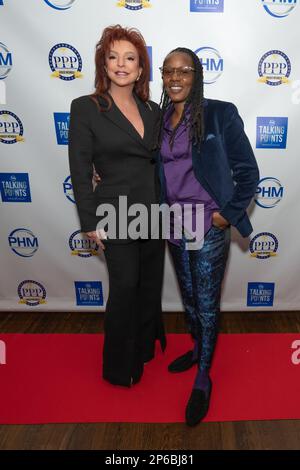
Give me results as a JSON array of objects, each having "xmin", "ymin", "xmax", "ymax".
[{"xmin": 68, "ymin": 93, "xmax": 160, "ymax": 240}]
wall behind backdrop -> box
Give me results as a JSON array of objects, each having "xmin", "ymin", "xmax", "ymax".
[{"xmin": 0, "ymin": 0, "xmax": 299, "ymax": 312}]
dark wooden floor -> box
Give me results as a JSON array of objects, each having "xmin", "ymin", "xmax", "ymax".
[{"xmin": 1, "ymin": 311, "xmax": 300, "ymax": 450}]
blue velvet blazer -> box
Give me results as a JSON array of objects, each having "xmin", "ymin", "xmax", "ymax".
[{"xmin": 157, "ymin": 99, "xmax": 260, "ymax": 237}]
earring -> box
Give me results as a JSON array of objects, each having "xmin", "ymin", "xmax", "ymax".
[{"xmin": 136, "ymin": 74, "xmax": 141, "ymax": 82}]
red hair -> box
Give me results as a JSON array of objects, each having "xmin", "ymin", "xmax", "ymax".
[{"xmin": 91, "ymin": 24, "xmax": 150, "ymax": 109}]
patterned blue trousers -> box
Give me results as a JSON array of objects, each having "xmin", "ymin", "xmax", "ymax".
[{"xmin": 168, "ymin": 225, "xmax": 231, "ymax": 373}]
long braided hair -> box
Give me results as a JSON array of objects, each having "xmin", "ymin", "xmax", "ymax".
[{"xmin": 156, "ymin": 47, "xmax": 205, "ymax": 152}]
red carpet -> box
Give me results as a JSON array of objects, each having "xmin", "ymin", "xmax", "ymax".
[{"xmin": 0, "ymin": 333, "xmax": 300, "ymax": 424}]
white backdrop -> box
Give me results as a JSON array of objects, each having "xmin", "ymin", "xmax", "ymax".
[{"xmin": 1, "ymin": 0, "xmax": 300, "ymax": 311}]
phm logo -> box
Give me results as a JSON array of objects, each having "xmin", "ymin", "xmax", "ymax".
[
  {"xmin": 116, "ymin": 0, "xmax": 151, "ymax": 10},
  {"xmin": 18, "ymin": 280, "xmax": 47, "ymax": 307},
  {"xmin": 0, "ymin": 42, "xmax": 12, "ymax": 80},
  {"xmin": 261, "ymin": 0, "xmax": 297, "ymax": 18},
  {"xmin": 258, "ymin": 50, "xmax": 291, "ymax": 86},
  {"xmin": 44, "ymin": 0, "xmax": 76, "ymax": 10},
  {"xmin": 255, "ymin": 177, "xmax": 284, "ymax": 209},
  {"xmin": 49, "ymin": 43, "xmax": 83, "ymax": 81},
  {"xmin": 8, "ymin": 228, "xmax": 39, "ymax": 257},
  {"xmin": 69, "ymin": 230, "xmax": 99, "ymax": 258},
  {"xmin": 63, "ymin": 175, "xmax": 75, "ymax": 203},
  {"xmin": 0, "ymin": 110, "xmax": 24, "ymax": 144},
  {"xmin": 194, "ymin": 47, "xmax": 223, "ymax": 84},
  {"xmin": 249, "ymin": 232, "xmax": 278, "ymax": 259}
]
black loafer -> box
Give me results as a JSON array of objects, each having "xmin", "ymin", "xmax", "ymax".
[
  {"xmin": 185, "ymin": 378, "xmax": 212, "ymax": 426},
  {"xmin": 168, "ymin": 350, "xmax": 198, "ymax": 373}
]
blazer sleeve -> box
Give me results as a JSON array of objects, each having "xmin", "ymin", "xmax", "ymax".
[
  {"xmin": 219, "ymin": 103, "xmax": 260, "ymax": 226},
  {"xmin": 68, "ymin": 98, "xmax": 98, "ymax": 232}
]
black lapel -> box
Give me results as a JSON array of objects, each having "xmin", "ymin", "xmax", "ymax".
[
  {"xmin": 133, "ymin": 94, "xmax": 153, "ymax": 150},
  {"xmin": 99, "ymin": 94, "xmax": 153, "ymax": 152}
]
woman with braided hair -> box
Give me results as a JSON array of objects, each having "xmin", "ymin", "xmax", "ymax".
[{"xmin": 157, "ymin": 48, "xmax": 259, "ymax": 426}]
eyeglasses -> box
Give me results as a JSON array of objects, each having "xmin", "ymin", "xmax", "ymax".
[{"xmin": 159, "ymin": 66, "xmax": 196, "ymax": 78}]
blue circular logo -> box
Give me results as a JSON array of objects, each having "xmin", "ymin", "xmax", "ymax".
[
  {"xmin": 69, "ymin": 230, "xmax": 99, "ymax": 258},
  {"xmin": 194, "ymin": 47, "xmax": 223, "ymax": 84},
  {"xmin": 250, "ymin": 232, "xmax": 278, "ymax": 259},
  {"xmin": 0, "ymin": 110, "xmax": 24, "ymax": 144},
  {"xmin": 63, "ymin": 175, "xmax": 75, "ymax": 203},
  {"xmin": 8, "ymin": 228, "xmax": 39, "ymax": 257},
  {"xmin": 261, "ymin": 0, "xmax": 297, "ymax": 18},
  {"xmin": 258, "ymin": 50, "xmax": 291, "ymax": 86},
  {"xmin": 255, "ymin": 177, "xmax": 283, "ymax": 209},
  {"xmin": 44, "ymin": 0, "xmax": 76, "ymax": 10},
  {"xmin": 0, "ymin": 42, "xmax": 12, "ymax": 79},
  {"xmin": 49, "ymin": 43, "xmax": 82, "ymax": 81},
  {"xmin": 18, "ymin": 280, "xmax": 47, "ymax": 307}
]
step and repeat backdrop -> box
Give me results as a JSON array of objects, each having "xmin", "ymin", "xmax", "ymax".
[{"xmin": 0, "ymin": 0, "xmax": 299, "ymax": 311}]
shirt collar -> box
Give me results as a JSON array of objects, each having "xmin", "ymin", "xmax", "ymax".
[{"xmin": 163, "ymin": 104, "xmax": 191, "ymax": 133}]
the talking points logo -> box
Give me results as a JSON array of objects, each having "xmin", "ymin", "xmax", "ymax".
[
  {"xmin": 190, "ymin": 0, "xmax": 224, "ymax": 13},
  {"xmin": 54, "ymin": 112, "xmax": 69, "ymax": 144},
  {"xmin": 69, "ymin": 230, "xmax": 99, "ymax": 258},
  {"xmin": 258, "ymin": 50, "xmax": 291, "ymax": 86},
  {"xmin": 0, "ymin": 42, "xmax": 12, "ymax": 80},
  {"xmin": 18, "ymin": 280, "xmax": 47, "ymax": 307},
  {"xmin": 8, "ymin": 228, "xmax": 39, "ymax": 257},
  {"xmin": 194, "ymin": 47, "xmax": 224, "ymax": 84},
  {"xmin": 261, "ymin": 0, "xmax": 297, "ymax": 18},
  {"xmin": 249, "ymin": 232, "xmax": 278, "ymax": 259},
  {"xmin": 44, "ymin": 0, "xmax": 76, "ymax": 10},
  {"xmin": 75, "ymin": 281, "xmax": 104, "ymax": 306},
  {"xmin": 49, "ymin": 44, "xmax": 83, "ymax": 81},
  {"xmin": 0, "ymin": 173, "xmax": 32, "ymax": 202},
  {"xmin": 256, "ymin": 117, "xmax": 288, "ymax": 149},
  {"xmin": 247, "ymin": 282, "xmax": 275, "ymax": 307},
  {"xmin": 255, "ymin": 177, "xmax": 284, "ymax": 209},
  {"xmin": 0, "ymin": 111, "xmax": 24, "ymax": 144},
  {"xmin": 116, "ymin": 0, "xmax": 151, "ymax": 10}
]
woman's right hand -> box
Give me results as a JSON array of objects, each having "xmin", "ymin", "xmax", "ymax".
[
  {"xmin": 93, "ymin": 170, "xmax": 101, "ymax": 184},
  {"xmin": 85, "ymin": 229, "xmax": 107, "ymax": 250}
]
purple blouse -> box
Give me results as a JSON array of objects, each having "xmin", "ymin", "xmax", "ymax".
[{"xmin": 161, "ymin": 105, "xmax": 219, "ymax": 246}]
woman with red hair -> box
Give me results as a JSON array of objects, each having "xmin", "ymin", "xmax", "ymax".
[{"xmin": 68, "ymin": 25, "xmax": 165, "ymax": 387}]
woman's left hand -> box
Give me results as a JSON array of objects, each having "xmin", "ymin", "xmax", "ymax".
[
  {"xmin": 212, "ymin": 212, "xmax": 230, "ymax": 230},
  {"xmin": 92, "ymin": 167, "xmax": 101, "ymax": 190}
]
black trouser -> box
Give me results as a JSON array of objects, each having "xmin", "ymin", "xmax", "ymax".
[{"xmin": 102, "ymin": 238, "xmax": 166, "ymax": 386}]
